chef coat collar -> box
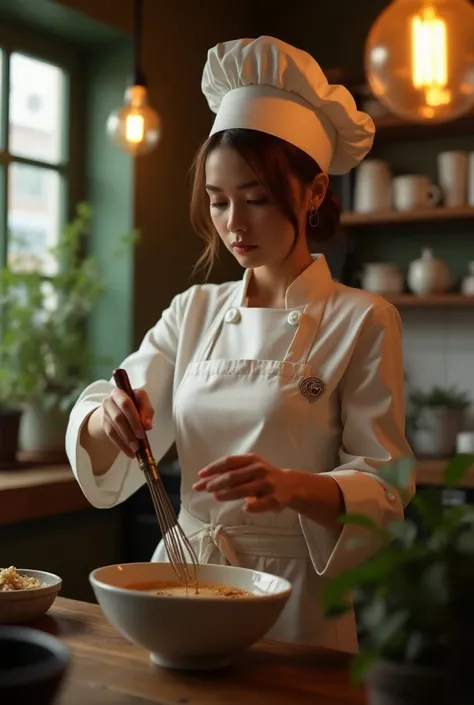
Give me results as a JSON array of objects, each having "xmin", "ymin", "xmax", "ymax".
[{"xmin": 240, "ymin": 253, "xmax": 333, "ymax": 309}]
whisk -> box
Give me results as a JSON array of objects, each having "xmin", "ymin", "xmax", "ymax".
[{"xmin": 113, "ymin": 368, "xmax": 199, "ymax": 589}]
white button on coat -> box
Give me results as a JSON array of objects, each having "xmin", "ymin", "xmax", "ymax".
[
  {"xmin": 224, "ymin": 308, "xmax": 241, "ymax": 324},
  {"xmin": 287, "ymin": 310, "xmax": 302, "ymax": 326}
]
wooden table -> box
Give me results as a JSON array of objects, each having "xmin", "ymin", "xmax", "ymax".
[{"xmin": 32, "ymin": 598, "xmax": 366, "ymax": 705}]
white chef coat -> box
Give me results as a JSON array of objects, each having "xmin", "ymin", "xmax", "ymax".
[{"xmin": 66, "ymin": 254, "xmax": 414, "ymax": 653}]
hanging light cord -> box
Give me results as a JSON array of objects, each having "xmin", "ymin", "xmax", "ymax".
[{"xmin": 133, "ymin": 0, "xmax": 146, "ymax": 87}]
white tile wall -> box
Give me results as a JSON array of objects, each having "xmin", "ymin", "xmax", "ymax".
[{"xmin": 401, "ymin": 309, "xmax": 474, "ymax": 429}]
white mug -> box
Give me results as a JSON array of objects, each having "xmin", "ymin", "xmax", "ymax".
[
  {"xmin": 468, "ymin": 152, "xmax": 474, "ymax": 207},
  {"xmin": 438, "ymin": 150, "xmax": 469, "ymax": 207},
  {"xmin": 353, "ymin": 160, "xmax": 392, "ymax": 213},
  {"xmin": 457, "ymin": 431, "xmax": 474, "ymax": 454},
  {"xmin": 392, "ymin": 175, "xmax": 441, "ymax": 211}
]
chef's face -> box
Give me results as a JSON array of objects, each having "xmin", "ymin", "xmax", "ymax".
[{"xmin": 205, "ymin": 146, "xmax": 308, "ymax": 268}]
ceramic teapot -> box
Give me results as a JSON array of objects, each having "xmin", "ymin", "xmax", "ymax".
[{"xmin": 407, "ymin": 248, "xmax": 451, "ymax": 295}]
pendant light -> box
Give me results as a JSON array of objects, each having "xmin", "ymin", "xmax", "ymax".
[
  {"xmin": 365, "ymin": 0, "xmax": 474, "ymax": 123},
  {"xmin": 106, "ymin": 0, "xmax": 162, "ymax": 156}
]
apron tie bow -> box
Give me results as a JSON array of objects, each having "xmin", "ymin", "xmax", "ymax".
[{"xmin": 191, "ymin": 521, "xmax": 241, "ymax": 566}]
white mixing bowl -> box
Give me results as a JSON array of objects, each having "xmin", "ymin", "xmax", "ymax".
[{"xmin": 90, "ymin": 562, "xmax": 292, "ymax": 670}]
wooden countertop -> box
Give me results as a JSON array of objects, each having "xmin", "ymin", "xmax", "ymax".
[
  {"xmin": 33, "ymin": 597, "xmax": 366, "ymax": 705},
  {"xmin": 1, "ymin": 457, "xmax": 473, "ymax": 528}
]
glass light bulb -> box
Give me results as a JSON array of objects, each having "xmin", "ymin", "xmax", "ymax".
[
  {"xmin": 365, "ymin": 0, "xmax": 474, "ymax": 123},
  {"xmin": 106, "ymin": 84, "xmax": 162, "ymax": 156}
]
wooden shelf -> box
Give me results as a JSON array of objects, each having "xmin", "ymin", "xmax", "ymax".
[
  {"xmin": 0, "ymin": 465, "xmax": 90, "ymax": 526},
  {"xmin": 341, "ymin": 206, "xmax": 474, "ymax": 227},
  {"xmin": 416, "ymin": 458, "xmax": 474, "ymax": 488},
  {"xmin": 384, "ymin": 294, "xmax": 474, "ymax": 308}
]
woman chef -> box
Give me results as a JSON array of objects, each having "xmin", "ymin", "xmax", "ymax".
[{"xmin": 66, "ymin": 36, "xmax": 414, "ymax": 653}]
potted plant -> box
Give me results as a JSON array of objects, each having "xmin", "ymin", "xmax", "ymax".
[
  {"xmin": 322, "ymin": 453, "xmax": 474, "ymax": 705},
  {"xmin": 407, "ymin": 385, "xmax": 470, "ymax": 458},
  {"xmin": 0, "ymin": 202, "xmax": 138, "ymax": 463}
]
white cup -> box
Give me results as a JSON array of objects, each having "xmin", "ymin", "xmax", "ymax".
[
  {"xmin": 438, "ymin": 150, "xmax": 469, "ymax": 207},
  {"xmin": 392, "ymin": 175, "xmax": 441, "ymax": 211},
  {"xmin": 353, "ymin": 160, "xmax": 392, "ymax": 213},
  {"xmin": 468, "ymin": 152, "xmax": 474, "ymax": 207},
  {"xmin": 456, "ymin": 431, "xmax": 474, "ymax": 454}
]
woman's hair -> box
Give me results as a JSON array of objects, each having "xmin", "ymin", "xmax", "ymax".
[{"xmin": 189, "ymin": 128, "xmax": 341, "ymax": 277}]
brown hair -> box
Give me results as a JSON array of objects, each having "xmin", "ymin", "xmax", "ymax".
[{"xmin": 189, "ymin": 128, "xmax": 341, "ymax": 277}]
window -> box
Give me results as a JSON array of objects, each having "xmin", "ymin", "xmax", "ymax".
[{"xmin": 0, "ymin": 47, "xmax": 69, "ymax": 275}]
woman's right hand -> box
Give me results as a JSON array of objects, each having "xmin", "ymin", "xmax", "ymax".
[{"xmin": 96, "ymin": 387, "xmax": 154, "ymax": 458}]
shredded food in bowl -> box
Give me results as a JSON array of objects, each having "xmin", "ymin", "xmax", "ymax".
[{"xmin": 0, "ymin": 566, "xmax": 43, "ymax": 591}]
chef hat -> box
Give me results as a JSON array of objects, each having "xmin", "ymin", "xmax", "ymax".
[{"xmin": 201, "ymin": 36, "xmax": 375, "ymax": 175}]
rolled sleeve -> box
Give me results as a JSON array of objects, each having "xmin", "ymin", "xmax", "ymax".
[
  {"xmin": 300, "ymin": 305, "xmax": 415, "ymax": 579},
  {"xmin": 65, "ymin": 294, "xmax": 182, "ymax": 509}
]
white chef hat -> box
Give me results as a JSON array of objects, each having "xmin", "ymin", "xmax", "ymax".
[{"xmin": 201, "ymin": 36, "xmax": 375, "ymax": 175}]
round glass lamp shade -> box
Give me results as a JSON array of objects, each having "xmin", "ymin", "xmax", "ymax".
[{"xmin": 365, "ymin": 0, "xmax": 474, "ymax": 123}]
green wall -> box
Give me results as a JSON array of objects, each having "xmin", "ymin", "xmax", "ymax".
[{"xmin": 84, "ymin": 41, "xmax": 135, "ymax": 376}]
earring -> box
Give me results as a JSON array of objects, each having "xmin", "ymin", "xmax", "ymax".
[{"xmin": 308, "ymin": 206, "xmax": 319, "ymax": 228}]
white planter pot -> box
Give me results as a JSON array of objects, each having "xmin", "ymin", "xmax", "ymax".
[{"xmin": 19, "ymin": 400, "xmax": 69, "ymax": 461}]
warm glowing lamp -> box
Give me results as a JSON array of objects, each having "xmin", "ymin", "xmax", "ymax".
[{"xmin": 365, "ymin": 0, "xmax": 474, "ymax": 123}]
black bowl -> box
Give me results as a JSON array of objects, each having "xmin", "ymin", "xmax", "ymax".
[{"xmin": 0, "ymin": 626, "xmax": 69, "ymax": 703}]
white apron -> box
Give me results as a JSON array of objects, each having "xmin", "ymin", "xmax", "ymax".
[{"xmin": 151, "ymin": 287, "xmax": 358, "ymax": 652}]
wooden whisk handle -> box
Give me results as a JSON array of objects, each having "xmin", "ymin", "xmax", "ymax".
[
  {"xmin": 112, "ymin": 368, "xmax": 155, "ymax": 465},
  {"xmin": 113, "ymin": 368, "xmax": 138, "ymax": 406}
]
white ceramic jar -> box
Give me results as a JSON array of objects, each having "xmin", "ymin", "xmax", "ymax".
[
  {"xmin": 353, "ymin": 160, "xmax": 392, "ymax": 213},
  {"xmin": 361, "ymin": 263, "xmax": 404, "ymax": 294},
  {"xmin": 407, "ymin": 248, "xmax": 451, "ymax": 295}
]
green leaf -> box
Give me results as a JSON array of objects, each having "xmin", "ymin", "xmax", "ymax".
[
  {"xmin": 456, "ymin": 528, "xmax": 474, "ymax": 555},
  {"xmin": 322, "ymin": 550, "xmax": 400, "ymax": 613},
  {"xmin": 379, "ymin": 456, "xmax": 415, "ymax": 492},
  {"xmin": 405, "ymin": 632, "xmax": 426, "ymax": 662},
  {"xmin": 387, "ymin": 519, "xmax": 418, "ymax": 548},
  {"xmin": 420, "ymin": 561, "xmax": 449, "ymax": 606},
  {"xmin": 0, "ymin": 200, "xmax": 135, "ymax": 406},
  {"xmin": 344, "ymin": 536, "xmax": 372, "ymax": 552},
  {"xmin": 374, "ymin": 610, "xmax": 409, "ymax": 649},
  {"xmin": 410, "ymin": 488, "xmax": 443, "ymax": 532},
  {"xmin": 359, "ymin": 596, "xmax": 386, "ymax": 632},
  {"xmin": 444, "ymin": 453, "xmax": 474, "ymax": 488},
  {"xmin": 350, "ymin": 650, "xmax": 377, "ymax": 684},
  {"xmin": 338, "ymin": 513, "xmax": 390, "ymax": 543},
  {"xmin": 339, "ymin": 513, "xmax": 378, "ymax": 530}
]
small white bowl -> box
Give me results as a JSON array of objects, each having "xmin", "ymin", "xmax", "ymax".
[
  {"xmin": 90, "ymin": 562, "xmax": 292, "ymax": 671},
  {"xmin": 0, "ymin": 569, "xmax": 62, "ymax": 625}
]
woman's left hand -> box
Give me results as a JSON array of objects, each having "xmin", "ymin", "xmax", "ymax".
[{"xmin": 192, "ymin": 453, "xmax": 296, "ymax": 513}]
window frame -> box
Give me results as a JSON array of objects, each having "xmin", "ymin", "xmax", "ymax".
[{"xmin": 0, "ymin": 21, "xmax": 85, "ymax": 269}]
